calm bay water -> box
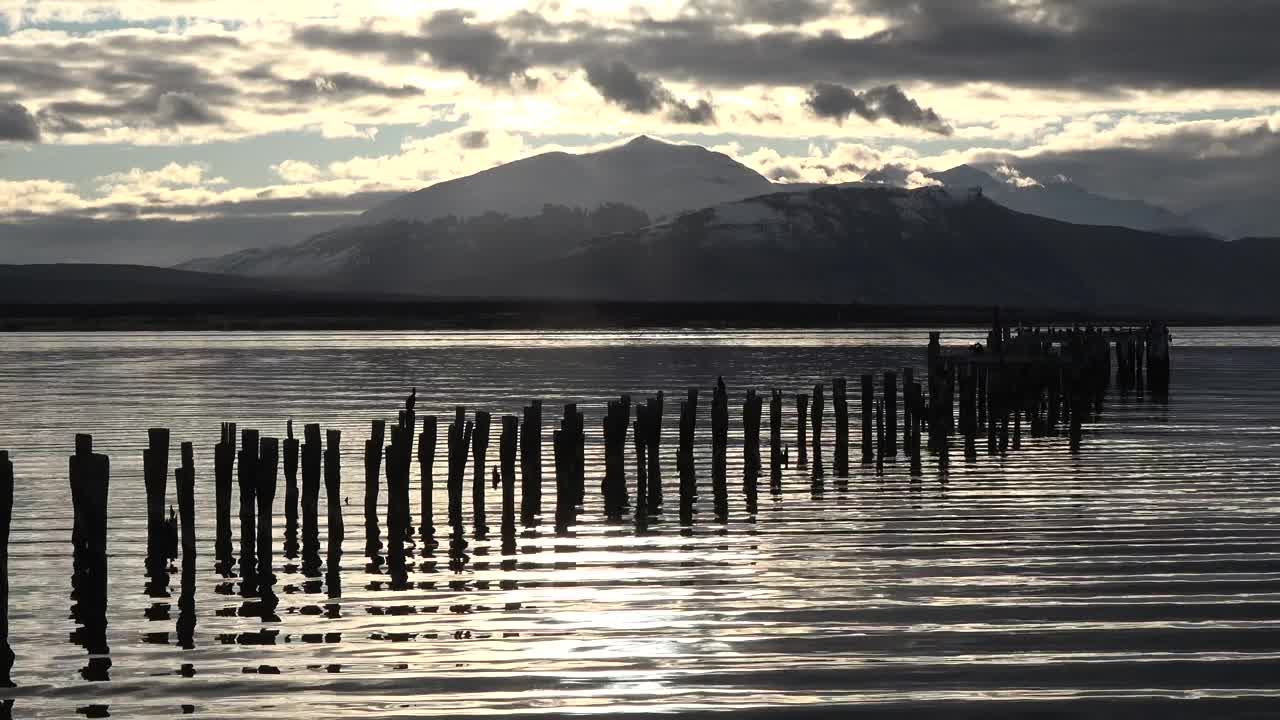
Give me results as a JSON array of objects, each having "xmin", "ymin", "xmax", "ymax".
[{"xmin": 1, "ymin": 328, "xmax": 1279, "ymax": 718}]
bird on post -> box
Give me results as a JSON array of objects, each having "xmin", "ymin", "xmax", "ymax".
[{"xmin": 406, "ymin": 387, "xmax": 417, "ymax": 412}]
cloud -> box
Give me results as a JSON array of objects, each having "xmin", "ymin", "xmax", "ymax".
[
  {"xmin": 682, "ymin": 0, "xmax": 839, "ymax": 25},
  {"xmin": 156, "ymin": 92, "xmax": 222, "ymax": 126},
  {"xmin": 457, "ymin": 130, "xmax": 490, "ymax": 149},
  {"xmin": 0, "ymin": 102, "xmax": 40, "ymax": 141},
  {"xmin": 584, "ymin": 60, "xmax": 717, "ymax": 124},
  {"xmin": 805, "ymin": 83, "xmax": 952, "ymax": 134}
]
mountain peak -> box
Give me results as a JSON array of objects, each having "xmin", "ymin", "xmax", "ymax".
[{"xmin": 928, "ymin": 164, "xmax": 1000, "ymax": 189}]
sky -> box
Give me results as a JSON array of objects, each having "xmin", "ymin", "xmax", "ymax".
[{"xmin": 2, "ymin": 0, "xmax": 1279, "ymax": 238}]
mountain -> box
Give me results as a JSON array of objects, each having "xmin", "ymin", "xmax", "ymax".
[
  {"xmin": 186, "ymin": 185, "xmax": 1280, "ymax": 315},
  {"xmin": 0, "ymin": 264, "xmax": 303, "ymax": 304},
  {"xmin": 928, "ymin": 165, "xmax": 1203, "ymax": 235},
  {"xmin": 1187, "ymin": 193, "xmax": 1280, "ymax": 241},
  {"xmin": 361, "ymin": 136, "xmax": 775, "ymax": 224}
]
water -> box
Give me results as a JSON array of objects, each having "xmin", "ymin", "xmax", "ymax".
[{"xmin": 0, "ymin": 328, "xmax": 1279, "ymax": 718}]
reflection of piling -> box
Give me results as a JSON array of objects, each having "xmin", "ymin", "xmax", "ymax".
[
  {"xmin": 143, "ymin": 428, "xmax": 171, "ymax": 567},
  {"xmin": 2, "ymin": 451, "xmax": 13, "ymax": 685},
  {"xmin": 796, "ymin": 394, "xmax": 809, "ymax": 467},
  {"xmin": 323, "ymin": 429, "xmax": 343, "ymax": 567},
  {"xmin": 363, "ymin": 420, "xmax": 386, "ymax": 560},
  {"xmin": 711, "ymin": 377, "xmax": 729, "ymax": 518},
  {"xmin": 283, "ymin": 422, "xmax": 299, "ymax": 560},
  {"xmin": 237, "ymin": 429, "xmax": 259, "ymax": 593},
  {"xmin": 860, "ymin": 375, "xmax": 874, "ymax": 464},
  {"xmin": 300, "ymin": 424, "xmax": 322, "ymax": 575},
  {"xmin": 214, "ymin": 423, "xmax": 235, "ymax": 573},
  {"xmin": 519, "ymin": 401, "xmax": 541, "ymax": 524},
  {"xmin": 418, "ymin": 416, "xmax": 437, "ymax": 543},
  {"xmin": 769, "ymin": 389, "xmax": 783, "ymax": 489},
  {"xmin": 256, "ymin": 437, "xmax": 279, "ymax": 591},
  {"xmin": 833, "ymin": 378, "xmax": 849, "ymax": 478},
  {"xmin": 810, "ymin": 384, "xmax": 824, "ymax": 479},
  {"xmin": 500, "ymin": 416, "xmax": 517, "ymax": 544},
  {"xmin": 472, "ymin": 411, "xmax": 491, "ymax": 537}
]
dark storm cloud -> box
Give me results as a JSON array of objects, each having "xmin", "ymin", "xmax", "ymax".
[
  {"xmin": 295, "ymin": 10, "xmax": 536, "ymax": 87},
  {"xmin": 805, "ymin": 82, "xmax": 951, "ymax": 134},
  {"xmin": 584, "ymin": 60, "xmax": 718, "ymax": 125},
  {"xmin": 584, "ymin": 61, "xmax": 667, "ymax": 113},
  {"xmin": 499, "ymin": 1, "xmax": 1280, "ymax": 93},
  {"xmin": 683, "ymin": 0, "xmax": 838, "ymax": 25},
  {"xmin": 273, "ymin": 73, "xmax": 422, "ymax": 102},
  {"xmin": 0, "ymin": 102, "xmax": 40, "ymax": 141},
  {"xmin": 156, "ymin": 92, "xmax": 221, "ymax": 126},
  {"xmin": 458, "ymin": 129, "xmax": 489, "ymax": 149}
]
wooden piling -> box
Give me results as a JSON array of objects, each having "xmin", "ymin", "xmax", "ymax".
[
  {"xmin": 256, "ymin": 437, "xmax": 279, "ymax": 590},
  {"xmin": 875, "ymin": 400, "xmax": 884, "ymax": 475},
  {"xmin": 677, "ymin": 389, "xmax": 698, "ymax": 522},
  {"xmin": 237, "ymin": 428, "xmax": 259, "ymax": 590},
  {"xmin": 769, "ymin": 389, "xmax": 783, "ymax": 489},
  {"xmin": 646, "ymin": 393, "xmax": 663, "ymax": 513},
  {"xmin": 214, "ymin": 423, "xmax": 235, "ymax": 572},
  {"xmin": 177, "ymin": 442, "xmax": 195, "ymax": 562},
  {"xmin": 300, "ymin": 423, "xmax": 321, "ymax": 573},
  {"xmin": 500, "ymin": 416, "xmax": 517, "ymax": 540},
  {"xmin": 519, "ymin": 401, "xmax": 541, "ymax": 524},
  {"xmin": 884, "ymin": 372, "xmax": 898, "ymax": 458},
  {"xmin": 796, "ymin": 393, "xmax": 809, "ymax": 466},
  {"xmin": 143, "ymin": 427, "xmax": 171, "ymax": 566},
  {"xmin": 811, "ymin": 383, "xmax": 825, "ymax": 479},
  {"xmin": 602, "ymin": 398, "xmax": 630, "ymax": 519},
  {"xmin": 418, "ymin": 416, "xmax": 437, "ymax": 542},
  {"xmin": 743, "ymin": 389, "xmax": 763, "ymax": 502},
  {"xmin": 712, "ymin": 377, "xmax": 729, "ymax": 516},
  {"xmin": 385, "ymin": 424, "xmax": 409, "ymax": 585},
  {"xmin": 472, "ymin": 411, "xmax": 491, "ymax": 536},
  {"xmin": 363, "ymin": 419, "xmax": 386, "ymax": 559},
  {"xmin": 447, "ymin": 407, "xmax": 467, "ymax": 527},
  {"xmin": 69, "ymin": 434, "xmax": 110, "ymax": 659},
  {"xmin": 633, "ymin": 407, "xmax": 648, "ymax": 526},
  {"xmin": 283, "ymin": 421, "xmax": 299, "ymax": 559},
  {"xmin": 902, "ymin": 368, "xmax": 914, "ymax": 453},
  {"xmin": 833, "ymin": 378, "xmax": 849, "ymax": 478},
  {"xmin": 860, "ymin": 375, "xmax": 874, "ymax": 464},
  {"xmin": 1, "ymin": 450, "xmax": 12, "ymax": 685},
  {"xmin": 323, "ymin": 429, "xmax": 343, "ymax": 564}
]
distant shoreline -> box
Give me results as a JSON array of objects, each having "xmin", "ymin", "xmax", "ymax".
[{"xmin": 1, "ymin": 301, "xmax": 1273, "ymax": 331}]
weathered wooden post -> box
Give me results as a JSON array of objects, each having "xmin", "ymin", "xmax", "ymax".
[
  {"xmin": 385, "ymin": 425, "xmax": 409, "ymax": 586},
  {"xmin": 553, "ymin": 427, "xmax": 568, "ymax": 532},
  {"xmin": 177, "ymin": 442, "xmax": 195, "ymax": 562},
  {"xmin": 884, "ymin": 372, "xmax": 897, "ymax": 458},
  {"xmin": 1, "ymin": 450, "xmax": 13, "ymax": 685},
  {"xmin": 677, "ymin": 389, "xmax": 698, "ymax": 522},
  {"xmin": 214, "ymin": 423, "xmax": 235, "ymax": 573},
  {"xmin": 237, "ymin": 428, "xmax": 259, "ymax": 590},
  {"xmin": 519, "ymin": 401, "xmax": 541, "ymax": 524},
  {"xmin": 283, "ymin": 421, "xmax": 299, "ymax": 559},
  {"xmin": 1013, "ymin": 409, "xmax": 1022, "ymax": 451},
  {"xmin": 769, "ymin": 389, "xmax": 783, "ymax": 489},
  {"xmin": 418, "ymin": 416, "xmax": 437, "ymax": 544},
  {"xmin": 301, "ymin": 423, "xmax": 321, "ymax": 574},
  {"xmin": 572, "ymin": 406, "xmax": 586, "ymax": 509},
  {"xmin": 833, "ymin": 378, "xmax": 849, "ymax": 478},
  {"xmin": 500, "ymin": 415, "xmax": 517, "ymax": 541},
  {"xmin": 602, "ymin": 399, "xmax": 628, "ymax": 519},
  {"xmin": 902, "ymin": 368, "xmax": 914, "ymax": 452},
  {"xmin": 810, "ymin": 383, "xmax": 825, "ymax": 479},
  {"xmin": 1148, "ymin": 321, "xmax": 1171, "ymax": 397},
  {"xmin": 447, "ymin": 407, "xmax": 466, "ymax": 527},
  {"xmin": 633, "ymin": 406, "xmax": 649, "ymax": 526},
  {"xmin": 743, "ymin": 390, "xmax": 762, "ymax": 504},
  {"xmin": 323, "ymin": 429, "xmax": 343, "ymax": 566},
  {"xmin": 860, "ymin": 375, "xmax": 874, "ymax": 464},
  {"xmin": 874, "ymin": 400, "xmax": 884, "ymax": 476},
  {"xmin": 472, "ymin": 411, "xmax": 491, "ymax": 536},
  {"xmin": 796, "ymin": 393, "xmax": 809, "ymax": 466},
  {"xmin": 646, "ymin": 393, "xmax": 663, "ymax": 512},
  {"xmin": 256, "ymin": 437, "xmax": 279, "ymax": 590},
  {"xmin": 363, "ymin": 419, "xmax": 386, "ymax": 560},
  {"xmin": 909, "ymin": 386, "xmax": 923, "ymax": 476},
  {"xmin": 69, "ymin": 434, "xmax": 110, "ymax": 661},
  {"xmin": 711, "ymin": 377, "xmax": 729, "ymax": 517},
  {"xmin": 143, "ymin": 428, "xmax": 171, "ymax": 568}
]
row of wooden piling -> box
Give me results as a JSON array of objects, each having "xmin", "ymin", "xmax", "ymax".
[{"xmin": 0, "ymin": 322, "xmax": 1172, "ymax": 686}]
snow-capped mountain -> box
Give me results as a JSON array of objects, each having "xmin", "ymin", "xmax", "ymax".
[
  {"xmin": 928, "ymin": 164, "xmax": 1204, "ymax": 235},
  {"xmin": 361, "ymin": 135, "xmax": 776, "ymax": 224}
]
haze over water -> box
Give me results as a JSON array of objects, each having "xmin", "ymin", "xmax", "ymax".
[{"xmin": 1, "ymin": 328, "xmax": 1278, "ymax": 718}]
